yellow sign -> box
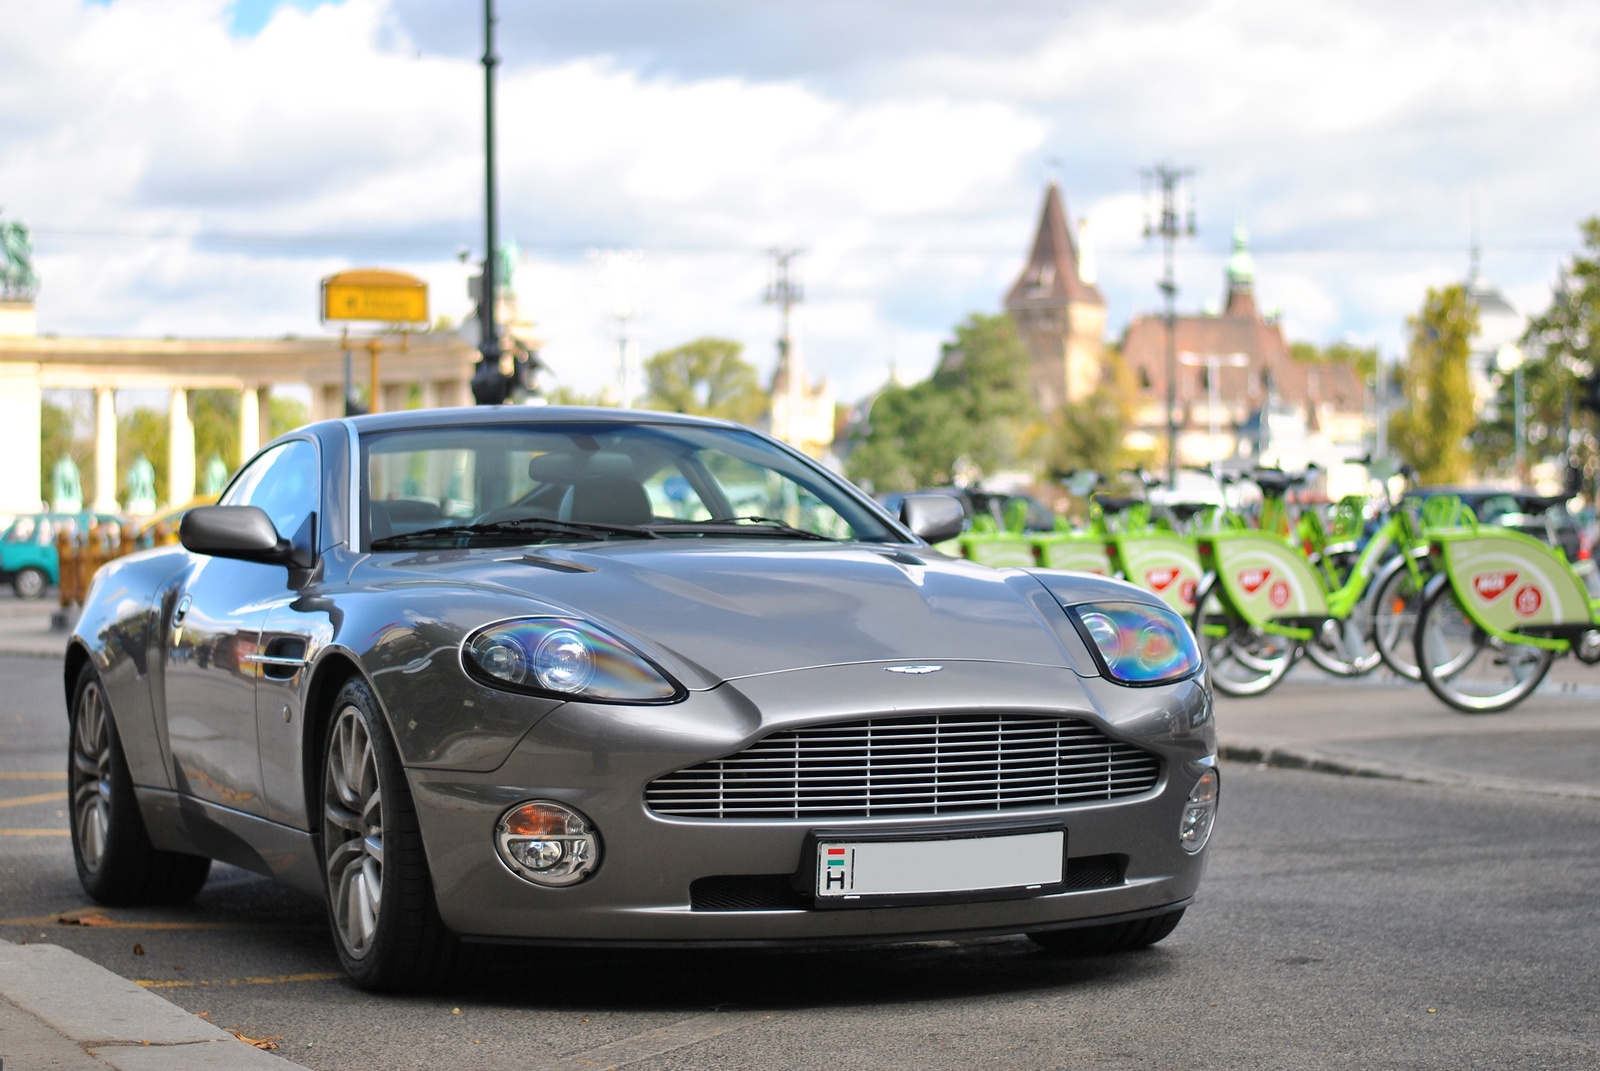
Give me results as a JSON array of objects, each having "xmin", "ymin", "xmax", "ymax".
[{"xmin": 321, "ymin": 269, "xmax": 428, "ymax": 324}]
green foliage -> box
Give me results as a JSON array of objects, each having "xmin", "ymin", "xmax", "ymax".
[
  {"xmin": 268, "ymin": 395, "xmax": 309, "ymax": 439},
  {"xmin": 1477, "ymin": 217, "xmax": 1600, "ymax": 483},
  {"xmin": 118, "ymin": 408, "xmax": 168, "ymax": 507},
  {"xmin": 191, "ymin": 390, "xmax": 239, "ymax": 473},
  {"xmin": 847, "ymin": 313, "xmax": 1039, "ymax": 491},
  {"xmin": 1391, "ymin": 285, "xmax": 1478, "ymax": 484},
  {"xmin": 1290, "ymin": 339, "xmax": 1378, "ymax": 379},
  {"xmin": 41, "ymin": 399, "xmax": 95, "ymax": 505},
  {"xmin": 546, "ymin": 385, "xmax": 613, "ymax": 407},
  {"xmin": 1046, "ymin": 346, "xmax": 1134, "ymax": 478},
  {"xmin": 641, "ymin": 338, "xmax": 767, "ymax": 426}
]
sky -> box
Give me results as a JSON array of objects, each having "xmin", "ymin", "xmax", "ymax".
[{"xmin": 4, "ymin": 0, "xmax": 1599, "ymax": 405}]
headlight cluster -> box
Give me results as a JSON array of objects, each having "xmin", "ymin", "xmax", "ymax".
[
  {"xmin": 463, "ymin": 617, "xmax": 683, "ymax": 703},
  {"xmin": 1067, "ymin": 601, "xmax": 1203, "ymax": 686},
  {"xmin": 495, "ymin": 801, "xmax": 600, "ymax": 886}
]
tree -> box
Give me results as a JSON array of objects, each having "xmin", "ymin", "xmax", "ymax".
[
  {"xmin": 1476, "ymin": 217, "xmax": 1600, "ymax": 484},
  {"xmin": 1290, "ymin": 339, "xmax": 1378, "ymax": 380},
  {"xmin": 118, "ymin": 407, "xmax": 168, "ymax": 507},
  {"xmin": 1046, "ymin": 345, "xmax": 1135, "ymax": 478},
  {"xmin": 268, "ymin": 395, "xmax": 309, "ymax": 439},
  {"xmin": 191, "ymin": 390, "xmax": 238, "ymax": 473},
  {"xmin": 41, "ymin": 397, "xmax": 95, "ymax": 506},
  {"xmin": 641, "ymin": 338, "xmax": 767, "ymax": 426},
  {"xmin": 847, "ymin": 313, "xmax": 1039, "ymax": 491},
  {"xmin": 1391, "ymin": 285, "xmax": 1478, "ymax": 485}
]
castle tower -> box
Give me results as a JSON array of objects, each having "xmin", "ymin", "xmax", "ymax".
[
  {"xmin": 1004, "ymin": 184, "xmax": 1107, "ymax": 410},
  {"xmin": 1223, "ymin": 217, "xmax": 1257, "ymax": 319}
]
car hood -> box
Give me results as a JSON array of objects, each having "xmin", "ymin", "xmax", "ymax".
[{"xmin": 361, "ymin": 540, "xmax": 1102, "ymax": 688}]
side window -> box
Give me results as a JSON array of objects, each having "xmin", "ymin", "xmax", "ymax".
[{"xmin": 224, "ymin": 440, "xmax": 320, "ymax": 539}]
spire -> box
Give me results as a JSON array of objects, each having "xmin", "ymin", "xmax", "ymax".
[
  {"xmin": 1220, "ymin": 214, "xmax": 1259, "ymax": 319},
  {"xmin": 1005, "ymin": 184, "xmax": 1104, "ymax": 310}
]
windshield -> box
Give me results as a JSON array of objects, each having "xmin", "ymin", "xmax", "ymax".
[{"xmin": 361, "ymin": 421, "xmax": 899, "ymax": 550}]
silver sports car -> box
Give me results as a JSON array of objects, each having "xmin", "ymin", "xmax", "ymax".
[{"xmin": 66, "ymin": 407, "xmax": 1216, "ymax": 990}]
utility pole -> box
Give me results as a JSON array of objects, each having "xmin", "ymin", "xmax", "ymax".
[
  {"xmin": 765, "ymin": 250, "xmax": 804, "ymax": 444},
  {"xmin": 471, "ymin": 0, "xmax": 504, "ymax": 404},
  {"xmin": 1142, "ymin": 164, "xmax": 1195, "ymax": 486}
]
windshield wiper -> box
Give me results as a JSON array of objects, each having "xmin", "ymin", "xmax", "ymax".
[
  {"xmin": 371, "ymin": 517, "xmax": 660, "ymax": 550},
  {"xmin": 643, "ymin": 516, "xmax": 836, "ymax": 541}
]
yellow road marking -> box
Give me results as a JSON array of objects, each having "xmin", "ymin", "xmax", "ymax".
[
  {"xmin": 0, "ymin": 828, "xmax": 69, "ymax": 836},
  {"xmin": 0, "ymin": 791, "xmax": 68, "ymax": 808},
  {"xmin": 0, "ymin": 772, "xmax": 67, "ymax": 780},
  {"xmin": 0, "ymin": 914, "xmax": 323, "ymax": 931},
  {"xmin": 136, "ymin": 972, "xmax": 342, "ymax": 989}
]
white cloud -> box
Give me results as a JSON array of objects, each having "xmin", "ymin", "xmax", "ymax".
[{"xmin": 3, "ymin": 0, "xmax": 1599, "ymax": 407}]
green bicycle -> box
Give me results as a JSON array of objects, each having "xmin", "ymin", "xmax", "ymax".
[{"xmin": 1413, "ymin": 504, "xmax": 1600, "ymax": 713}]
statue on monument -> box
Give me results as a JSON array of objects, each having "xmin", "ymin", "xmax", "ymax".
[
  {"xmin": 203, "ymin": 454, "xmax": 230, "ymax": 497},
  {"xmin": 125, "ymin": 454, "xmax": 157, "ymax": 515},
  {"xmin": 50, "ymin": 457, "xmax": 84, "ymax": 513},
  {"xmin": 0, "ymin": 215, "xmax": 41, "ymax": 301}
]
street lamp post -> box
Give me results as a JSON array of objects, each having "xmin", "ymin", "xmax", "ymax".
[
  {"xmin": 472, "ymin": 0, "xmax": 503, "ymax": 402},
  {"xmin": 1142, "ymin": 164, "xmax": 1195, "ymax": 486},
  {"xmin": 1178, "ymin": 351, "xmax": 1249, "ymax": 475}
]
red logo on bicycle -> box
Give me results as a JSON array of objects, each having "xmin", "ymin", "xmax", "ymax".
[
  {"xmin": 1513, "ymin": 585, "xmax": 1542, "ymax": 616},
  {"xmin": 1179, "ymin": 578, "xmax": 1198, "ymax": 605},
  {"xmin": 1269, "ymin": 579, "xmax": 1291, "ymax": 608},
  {"xmin": 1238, "ymin": 567, "xmax": 1271, "ymax": 594},
  {"xmin": 1472, "ymin": 571, "xmax": 1518, "ymax": 600},
  {"xmin": 1145, "ymin": 566, "xmax": 1180, "ymax": 591}
]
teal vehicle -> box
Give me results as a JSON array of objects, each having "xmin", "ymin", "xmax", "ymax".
[{"xmin": 0, "ymin": 512, "xmax": 122, "ymax": 598}]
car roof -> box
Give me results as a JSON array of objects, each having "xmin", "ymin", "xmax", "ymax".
[{"xmin": 336, "ymin": 405, "xmax": 743, "ymax": 435}]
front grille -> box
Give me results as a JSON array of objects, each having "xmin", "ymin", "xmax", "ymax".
[{"xmin": 646, "ymin": 713, "xmax": 1161, "ymax": 820}]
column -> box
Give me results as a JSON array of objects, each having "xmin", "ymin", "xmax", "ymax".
[
  {"xmin": 381, "ymin": 383, "xmax": 409, "ymax": 414},
  {"xmin": 258, "ymin": 388, "xmax": 273, "ymax": 447},
  {"xmin": 239, "ymin": 385, "xmax": 260, "ymax": 461},
  {"xmin": 0, "ymin": 363, "xmax": 43, "ymax": 515},
  {"xmin": 92, "ymin": 387, "xmax": 119, "ymax": 513},
  {"xmin": 168, "ymin": 388, "xmax": 195, "ymax": 507}
]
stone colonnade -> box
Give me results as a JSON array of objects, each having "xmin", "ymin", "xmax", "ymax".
[{"xmin": 0, "ymin": 334, "xmax": 480, "ymax": 517}]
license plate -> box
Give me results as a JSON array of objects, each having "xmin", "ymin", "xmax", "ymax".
[{"xmin": 815, "ymin": 830, "xmax": 1064, "ymax": 899}]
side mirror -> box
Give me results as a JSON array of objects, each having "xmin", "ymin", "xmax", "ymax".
[
  {"xmin": 180, "ymin": 505, "xmax": 304, "ymax": 566},
  {"xmin": 899, "ymin": 494, "xmax": 966, "ymax": 545}
]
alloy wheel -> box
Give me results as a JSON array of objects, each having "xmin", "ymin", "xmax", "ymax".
[
  {"xmin": 323, "ymin": 705, "xmax": 384, "ymax": 958},
  {"xmin": 71, "ymin": 682, "xmax": 113, "ymax": 873}
]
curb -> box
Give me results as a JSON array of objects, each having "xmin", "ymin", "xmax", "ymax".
[
  {"xmin": 1218, "ymin": 739, "xmax": 1600, "ymax": 801},
  {"xmin": 0, "ymin": 941, "xmax": 311, "ymax": 1070}
]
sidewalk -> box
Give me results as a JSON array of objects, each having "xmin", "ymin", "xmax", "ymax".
[
  {"xmin": 0, "ymin": 941, "xmax": 310, "ymax": 1070},
  {"xmin": 1215, "ymin": 666, "xmax": 1600, "ymax": 799},
  {"xmin": 0, "ymin": 596, "xmax": 70, "ymax": 658}
]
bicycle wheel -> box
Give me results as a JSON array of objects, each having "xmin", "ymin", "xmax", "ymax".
[
  {"xmin": 1304, "ymin": 612, "xmax": 1382, "ymax": 677},
  {"xmin": 1191, "ymin": 575, "xmax": 1298, "ymax": 697},
  {"xmin": 1369, "ymin": 556, "xmax": 1425, "ymax": 681},
  {"xmin": 1414, "ymin": 575, "xmax": 1554, "ymax": 714}
]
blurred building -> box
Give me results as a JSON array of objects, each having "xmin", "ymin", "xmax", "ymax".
[
  {"xmin": 1005, "ymin": 184, "xmax": 1107, "ymax": 411},
  {"xmin": 1120, "ymin": 221, "xmax": 1365, "ymax": 472}
]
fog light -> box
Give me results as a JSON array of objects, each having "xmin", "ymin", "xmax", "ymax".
[
  {"xmin": 495, "ymin": 801, "xmax": 600, "ymax": 886},
  {"xmin": 1179, "ymin": 767, "xmax": 1218, "ymax": 854}
]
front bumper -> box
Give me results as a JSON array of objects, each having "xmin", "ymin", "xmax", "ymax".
[{"xmin": 406, "ymin": 660, "xmax": 1215, "ymax": 943}]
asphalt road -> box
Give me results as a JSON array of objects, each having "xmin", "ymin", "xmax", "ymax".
[{"xmin": 3, "ymin": 653, "xmax": 1598, "ymax": 1070}]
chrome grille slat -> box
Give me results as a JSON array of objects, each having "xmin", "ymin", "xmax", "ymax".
[{"xmin": 646, "ymin": 713, "xmax": 1161, "ymax": 819}]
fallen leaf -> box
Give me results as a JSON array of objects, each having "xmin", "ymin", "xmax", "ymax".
[
  {"xmin": 452, "ymin": 1007, "xmax": 462, "ymax": 1015},
  {"xmin": 58, "ymin": 913, "xmax": 117, "ymax": 927},
  {"xmin": 132, "ymin": 944, "xmax": 145, "ymax": 956},
  {"xmin": 232, "ymin": 1031, "xmax": 283, "ymax": 1051},
  {"xmin": 196, "ymin": 1012, "xmax": 211, "ymax": 1019}
]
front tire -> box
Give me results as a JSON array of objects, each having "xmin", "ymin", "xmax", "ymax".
[
  {"xmin": 320, "ymin": 676, "xmax": 472, "ymax": 992},
  {"xmin": 1029, "ymin": 909, "xmax": 1185, "ymax": 955},
  {"xmin": 70, "ymin": 664, "xmax": 211, "ymax": 905},
  {"xmin": 1369, "ymin": 556, "xmax": 1426, "ymax": 681},
  {"xmin": 14, "ymin": 566, "xmax": 49, "ymax": 599},
  {"xmin": 1413, "ymin": 575, "xmax": 1554, "ymax": 714}
]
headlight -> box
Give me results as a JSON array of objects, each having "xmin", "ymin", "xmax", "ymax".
[
  {"xmin": 462, "ymin": 617, "xmax": 683, "ymax": 703},
  {"xmin": 1067, "ymin": 601, "xmax": 1202, "ymax": 686}
]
